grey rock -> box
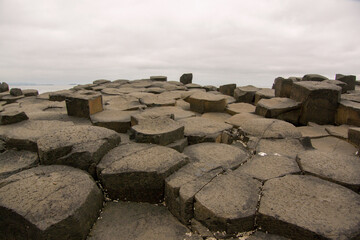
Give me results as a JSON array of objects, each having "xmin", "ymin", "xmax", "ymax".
[
  {"xmin": 180, "ymin": 73, "xmax": 193, "ymax": 85},
  {"xmin": 0, "ymin": 110, "xmax": 28, "ymax": 125},
  {"xmin": 10, "ymin": 88, "xmax": 23, "ymax": 96},
  {"xmin": 348, "ymin": 127, "xmax": 360, "ymax": 147},
  {"xmin": 297, "ymin": 126, "xmax": 329, "ymax": 138},
  {"xmin": 311, "ymin": 136, "xmax": 357, "ymax": 156},
  {"xmin": 93, "ymin": 79, "xmax": 111, "ymax": 85},
  {"xmin": 226, "ymin": 102, "xmax": 256, "ymax": 115},
  {"xmin": 49, "ymin": 89, "xmax": 74, "ymax": 101},
  {"xmin": 255, "ymin": 97, "xmax": 301, "ymax": 118},
  {"xmin": 254, "ymin": 88, "xmax": 275, "ymax": 104},
  {"xmin": 66, "ymin": 90, "xmax": 103, "ymax": 118},
  {"xmin": 336, "ymin": 74, "xmax": 356, "ymax": 91},
  {"xmin": 273, "ymin": 77, "xmax": 299, "ymax": 98},
  {"xmin": 104, "ymin": 94, "xmax": 146, "ymax": 111},
  {"xmin": 256, "ymin": 138, "xmax": 306, "ymax": 159},
  {"xmin": 201, "ymin": 112, "xmax": 232, "ymax": 123},
  {"xmin": 185, "ymin": 83, "xmax": 202, "ymax": 89},
  {"xmin": 0, "ymin": 150, "xmax": 38, "ymax": 179},
  {"xmin": 234, "ymin": 85, "xmax": 260, "ymax": 103},
  {"xmin": 258, "ymin": 175, "xmax": 360, "ymax": 240},
  {"xmin": 219, "ymin": 83, "xmax": 236, "ymax": 96},
  {"xmin": 325, "ymin": 124, "xmax": 349, "ymax": 139},
  {"xmin": 140, "ymin": 94, "xmax": 176, "ymax": 107},
  {"xmin": 186, "ymin": 92, "xmax": 227, "ymax": 113},
  {"xmin": 22, "ymin": 89, "xmax": 39, "ymax": 97},
  {"xmin": 0, "ymin": 82, "xmax": 9, "ymax": 93},
  {"xmin": 302, "ymin": 74, "xmax": 328, "ymax": 82},
  {"xmin": 0, "ymin": 165, "xmax": 103, "ymax": 240},
  {"xmin": 336, "ymin": 100, "xmax": 360, "ymax": 126},
  {"xmin": 166, "ymin": 138, "xmax": 188, "ymax": 152},
  {"xmin": 150, "ymin": 75, "xmax": 167, "ymax": 81},
  {"xmin": 323, "ymin": 79, "xmax": 348, "ymax": 93},
  {"xmin": 90, "ymin": 110, "xmax": 135, "ymax": 133}
]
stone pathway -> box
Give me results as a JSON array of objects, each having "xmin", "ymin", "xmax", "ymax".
[{"xmin": 1, "ymin": 76, "xmax": 360, "ymax": 240}]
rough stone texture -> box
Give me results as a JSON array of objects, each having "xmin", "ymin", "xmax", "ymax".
[
  {"xmin": 297, "ymin": 150, "xmax": 360, "ymax": 192},
  {"xmin": 247, "ymin": 231, "xmax": 290, "ymax": 240},
  {"xmin": 194, "ymin": 172, "xmax": 261, "ymax": 233},
  {"xmin": 290, "ymin": 81, "xmax": 341, "ymax": 125},
  {"xmin": 37, "ymin": 125, "xmax": 121, "ymax": 175},
  {"xmin": 234, "ymin": 85, "xmax": 260, "ymax": 103},
  {"xmin": 341, "ymin": 92, "xmax": 360, "ymax": 103},
  {"xmin": 131, "ymin": 116, "xmax": 184, "ymax": 145},
  {"xmin": 0, "ymin": 120, "xmax": 74, "ymax": 151},
  {"xmin": 178, "ymin": 117, "xmax": 232, "ymax": 144},
  {"xmin": 49, "ymin": 89, "xmax": 75, "ymax": 101},
  {"xmin": 185, "ymin": 92, "xmax": 227, "ymax": 113},
  {"xmin": 258, "ymin": 175, "xmax": 360, "ymax": 240},
  {"xmin": 166, "ymin": 138, "xmax": 188, "ymax": 153},
  {"xmin": 201, "ymin": 112, "xmax": 232, "ymax": 123},
  {"xmin": 273, "ymin": 77, "xmax": 299, "ymax": 98},
  {"xmin": 325, "ymin": 124, "xmax": 349, "ymax": 139},
  {"xmin": 219, "ymin": 83, "xmax": 236, "ymax": 96},
  {"xmin": 0, "ymin": 82, "xmax": 9, "ymax": 93},
  {"xmin": 254, "ymin": 88, "xmax": 275, "ymax": 104},
  {"xmin": 140, "ymin": 94, "xmax": 176, "ymax": 107},
  {"xmin": 136, "ymin": 106, "xmax": 196, "ymax": 121},
  {"xmin": 226, "ymin": 112, "xmax": 262, "ymax": 127},
  {"xmin": 10, "ymin": 88, "xmax": 23, "ymax": 96},
  {"xmin": 97, "ymin": 143, "xmax": 189, "ymax": 203},
  {"xmin": 180, "ymin": 73, "xmax": 193, "ymax": 85},
  {"xmin": 296, "ymin": 126, "xmax": 329, "ymax": 138},
  {"xmin": 88, "ymin": 202, "xmax": 201, "ymax": 240},
  {"xmin": 1, "ymin": 94, "xmax": 24, "ymax": 104},
  {"xmin": 336, "ymin": 74, "xmax": 356, "ymax": 91},
  {"xmin": 0, "ymin": 110, "xmax": 29, "ymax": 125},
  {"xmin": 22, "ymin": 89, "xmax": 39, "ymax": 97},
  {"xmin": 0, "ymin": 150, "xmax": 38, "ymax": 179},
  {"xmin": 235, "ymin": 155, "xmax": 300, "ymax": 181},
  {"xmin": 93, "ymin": 79, "xmax": 111, "ymax": 85},
  {"xmin": 90, "ymin": 110, "xmax": 135, "ymax": 133},
  {"xmin": 0, "ymin": 165, "xmax": 103, "ymax": 240},
  {"xmin": 256, "ymin": 139, "xmax": 306, "ymax": 159},
  {"xmin": 186, "ymin": 83, "xmax": 202, "ymax": 89},
  {"xmin": 302, "ymin": 74, "xmax": 328, "ymax": 82},
  {"xmin": 336, "ymin": 100, "xmax": 360, "ymax": 126},
  {"xmin": 322, "ymin": 80, "xmax": 348, "ymax": 93},
  {"xmin": 348, "ymin": 127, "xmax": 360, "ymax": 147},
  {"xmin": 311, "ymin": 136, "xmax": 357, "ymax": 156},
  {"xmin": 226, "ymin": 102, "xmax": 255, "ymax": 115},
  {"xmin": 104, "ymin": 94, "xmax": 146, "ymax": 111},
  {"xmin": 255, "ymin": 98, "xmax": 301, "ymax": 118},
  {"xmin": 66, "ymin": 90, "xmax": 103, "ymax": 118},
  {"xmin": 150, "ymin": 76, "xmax": 167, "ymax": 81}
]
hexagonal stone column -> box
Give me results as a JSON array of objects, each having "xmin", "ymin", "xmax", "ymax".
[
  {"xmin": 186, "ymin": 92, "xmax": 227, "ymax": 113},
  {"xmin": 37, "ymin": 125, "xmax": 121, "ymax": 175},
  {"xmin": 0, "ymin": 110, "xmax": 28, "ymax": 125},
  {"xmin": 336, "ymin": 100, "xmax": 360, "ymax": 126},
  {"xmin": 97, "ymin": 143, "xmax": 189, "ymax": 203},
  {"xmin": 258, "ymin": 175, "xmax": 360, "ymax": 240},
  {"xmin": 0, "ymin": 150, "xmax": 38, "ymax": 179},
  {"xmin": 273, "ymin": 77, "xmax": 299, "ymax": 98},
  {"xmin": 194, "ymin": 172, "xmax": 261, "ymax": 233},
  {"xmin": 290, "ymin": 81, "xmax": 341, "ymax": 125},
  {"xmin": 219, "ymin": 84, "xmax": 236, "ymax": 96},
  {"xmin": 255, "ymin": 98, "xmax": 301, "ymax": 119},
  {"xmin": 234, "ymin": 85, "xmax": 260, "ymax": 103},
  {"xmin": 66, "ymin": 90, "xmax": 103, "ymax": 118},
  {"xmin": 90, "ymin": 109, "xmax": 134, "ymax": 133},
  {"xmin": 0, "ymin": 165, "xmax": 103, "ymax": 240},
  {"xmin": 180, "ymin": 73, "xmax": 193, "ymax": 85},
  {"xmin": 336, "ymin": 74, "xmax": 356, "ymax": 91}
]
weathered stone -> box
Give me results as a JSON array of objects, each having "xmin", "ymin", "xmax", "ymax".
[
  {"xmin": 90, "ymin": 110, "xmax": 135, "ymax": 133},
  {"xmin": 0, "ymin": 82, "xmax": 9, "ymax": 93},
  {"xmin": 323, "ymin": 79, "xmax": 347, "ymax": 93},
  {"xmin": 49, "ymin": 89, "xmax": 74, "ymax": 101},
  {"xmin": 0, "ymin": 110, "xmax": 28, "ymax": 125},
  {"xmin": 166, "ymin": 138, "xmax": 188, "ymax": 152},
  {"xmin": 302, "ymin": 74, "xmax": 328, "ymax": 82},
  {"xmin": 131, "ymin": 116, "xmax": 184, "ymax": 145},
  {"xmin": 311, "ymin": 136, "xmax": 357, "ymax": 156},
  {"xmin": 247, "ymin": 231, "xmax": 290, "ymax": 240},
  {"xmin": 203, "ymin": 85, "xmax": 217, "ymax": 92},
  {"xmin": 88, "ymin": 202, "xmax": 201, "ymax": 240},
  {"xmin": 186, "ymin": 92, "xmax": 227, "ymax": 113},
  {"xmin": 273, "ymin": 77, "xmax": 299, "ymax": 98},
  {"xmin": 37, "ymin": 125, "xmax": 121, "ymax": 175},
  {"xmin": 180, "ymin": 73, "xmax": 193, "ymax": 85},
  {"xmin": 234, "ymin": 85, "xmax": 260, "ymax": 103},
  {"xmin": 93, "ymin": 79, "xmax": 111, "ymax": 85},
  {"xmin": 297, "ymin": 150, "xmax": 360, "ymax": 192},
  {"xmin": 134, "ymin": 106, "xmax": 196, "ymax": 122},
  {"xmin": 178, "ymin": 117, "xmax": 232, "ymax": 144},
  {"xmin": 0, "ymin": 165, "xmax": 103, "ymax": 240},
  {"xmin": 1, "ymin": 94, "xmax": 24, "ymax": 104},
  {"xmin": 296, "ymin": 126, "xmax": 329, "ymax": 138},
  {"xmin": 254, "ymin": 88, "xmax": 275, "ymax": 104},
  {"xmin": 185, "ymin": 83, "xmax": 202, "ymax": 89},
  {"xmin": 10, "ymin": 88, "xmax": 23, "ymax": 96},
  {"xmin": 0, "ymin": 140, "xmax": 5, "ymax": 153},
  {"xmin": 256, "ymin": 139, "xmax": 306, "ymax": 159},
  {"xmin": 219, "ymin": 84, "xmax": 236, "ymax": 96},
  {"xmin": 348, "ymin": 127, "xmax": 360, "ymax": 147},
  {"xmin": 325, "ymin": 124, "xmax": 349, "ymax": 139},
  {"xmin": 0, "ymin": 150, "xmax": 38, "ymax": 179},
  {"xmin": 140, "ymin": 94, "xmax": 176, "ymax": 107},
  {"xmin": 336, "ymin": 74, "xmax": 356, "ymax": 91},
  {"xmin": 336, "ymin": 100, "xmax": 360, "ymax": 126},
  {"xmin": 255, "ymin": 98, "xmax": 301, "ymax": 118},
  {"xmin": 22, "ymin": 89, "xmax": 39, "ymax": 97},
  {"xmin": 190, "ymin": 219, "xmax": 214, "ymax": 239},
  {"xmin": 72, "ymin": 83, "xmax": 97, "ymax": 90},
  {"xmin": 290, "ymin": 81, "xmax": 341, "ymax": 125},
  {"xmin": 226, "ymin": 102, "xmax": 255, "ymax": 115},
  {"xmin": 66, "ymin": 90, "xmax": 103, "ymax": 118},
  {"xmin": 194, "ymin": 172, "xmax": 261, "ymax": 233},
  {"xmin": 201, "ymin": 112, "xmax": 231, "ymax": 123},
  {"xmin": 235, "ymin": 155, "xmax": 300, "ymax": 181},
  {"xmin": 97, "ymin": 143, "xmax": 188, "ymax": 203},
  {"xmin": 104, "ymin": 94, "xmax": 146, "ymax": 111},
  {"xmin": 150, "ymin": 76, "xmax": 167, "ymax": 81},
  {"xmin": 144, "ymin": 87, "xmax": 166, "ymax": 94},
  {"xmin": 341, "ymin": 92, "xmax": 360, "ymax": 103},
  {"xmin": 258, "ymin": 175, "xmax": 360, "ymax": 240}
]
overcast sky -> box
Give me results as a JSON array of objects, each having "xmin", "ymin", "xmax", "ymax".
[{"xmin": 0, "ymin": 0, "xmax": 359, "ymax": 87}]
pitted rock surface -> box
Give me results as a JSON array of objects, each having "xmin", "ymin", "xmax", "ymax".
[
  {"xmin": 226, "ymin": 102, "xmax": 256, "ymax": 115},
  {"xmin": 255, "ymin": 139, "xmax": 306, "ymax": 159},
  {"xmin": 255, "ymin": 98, "xmax": 301, "ymax": 118},
  {"xmin": 258, "ymin": 175, "xmax": 360, "ymax": 240},
  {"xmin": 37, "ymin": 125, "xmax": 121, "ymax": 175},
  {"xmin": 90, "ymin": 109, "xmax": 135, "ymax": 133},
  {"xmin": 185, "ymin": 92, "xmax": 227, "ymax": 113},
  {"xmin": 97, "ymin": 143, "xmax": 189, "ymax": 203},
  {"xmin": 311, "ymin": 136, "xmax": 357, "ymax": 156},
  {"xmin": 0, "ymin": 165, "xmax": 103, "ymax": 240},
  {"xmin": 0, "ymin": 150, "xmax": 38, "ymax": 179}
]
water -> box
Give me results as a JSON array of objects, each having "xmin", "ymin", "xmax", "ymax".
[{"xmin": 9, "ymin": 85, "xmax": 74, "ymax": 94}]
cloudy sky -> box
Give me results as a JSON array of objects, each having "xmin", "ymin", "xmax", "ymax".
[{"xmin": 0, "ymin": 0, "xmax": 359, "ymax": 87}]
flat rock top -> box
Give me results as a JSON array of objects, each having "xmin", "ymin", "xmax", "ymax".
[
  {"xmin": 137, "ymin": 106, "xmax": 196, "ymax": 120},
  {"xmin": 256, "ymin": 139, "xmax": 306, "ymax": 159},
  {"xmin": 0, "ymin": 165, "xmax": 101, "ymax": 231},
  {"xmin": 293, "ymin": 81, "xmax": 342, "ymax": 91},
  {"xmin": 183, "ymin": 143, "xmax": 249, "ymax": 171},
  {"xmin": 90, "ymin": 109, "xmax": 136, "ymax": 122},
  {"xmin": 179, "ymin": 117, "xmax": 232, "ymax": 136},
  {"xmin": 259, "ymin": 175, "xmax": 360, "ymax": 239},
  {"xmin": 226, "ymin": 112, "xmax": 262, "ymax": 127},
  {"xmin": 296, "ymin": 126, "xmax": 329, "ymax": 138},
  {"xmin": 311, "ymin": 136, "xmax": 357, "ymax": 156},
  {"xmin": 132, "ymin": 116, "xmax": 184, "ymax": 135},
  {"xmin": 99, "ymin": 143, "xmax": 188, "ymax": 174},
  {"xmin": 88, "ymin": 202, "xmax": 201, "ymax": 240},
  {"xmin": 339, "ymin": 99, "xmax": 360, "ymax": 109},
  {"xmin": 257, "ymin": 98, "xmax": 301, "ymax": 109},
  {"xmin": 0, "ymin": 150, "xmax": 38, "ymax": 179},
  {"xmin": 67, "ymin": 90, "xmax": 102, "ymax": 100},
  {"xmin": 226, "ymin": 102, "xmax": 256, "ymax": 114},
  {"xmin": 187, "ymin": 92, "xmax": 226, "ymax": 101},
  {"xmin": 201, "ymin": 112, "xmax": 232, "ymax": 123},
  {"xmin": 236, "ymin": 85, "xmax": 260, "ymax": 92}
]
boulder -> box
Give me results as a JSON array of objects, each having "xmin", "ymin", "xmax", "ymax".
[
  {"xmin": 97, "ymin": 143, "xmax": 189, "ymax": 203},
  {"xmin": 0, "ymin": 110, "xmax": 28, "ymax": 125},
  {"xmin": 150, "ymin": 76, "xmax": 167, "ymax": 81},
  {"xmin": 226, "ymin": 102, "xmax": 255, "ymax": 115},
  {"xmin": 258, "ymin": 175, "xmax": 360, "ymax": 240},
  {"xmin": 88, "ymin": 202, "xmax": 201, "ymax": 240},
  {"xmin": 0, "ymin": 82, "xmax": 9, "ymax": 93},
  {"xmin": 234, "ymin": 85, "xmax": 259, "ymax": 103},
  {"xmin": 0, "ymin": 150, "xmax": 38, "ymax": 179},
  {"xmin": 185, "ymin": 92, "xmax": 227, "ymax": 113},
  {"xmin": 322, "ymin": 79, "xmax": 347, "ymax": 93},
  {"xmin": 10, "ymin": 88, "xmax": 23, "ymax": 96},
  {"xmin": 0, "ymin": 165, "xmax": 103, "ymax": 240},
  {"xmin": 297, "ymin": 150, "xmax": 360, "ymax": 192},
  {"xmin": 219, "ymin": 83, "xmax": 236, "ymax": 96},
  {"xmin": 66, "ymin": 90, "xmax": 103, "ymax": 118},
  {"xmin": 273, "ymin": 77, "xmax": 299, "ymax": 98},
  {"xmin": 37, "ymin": 125, "xmax": 121, "ymax": 175},
  {"xmin": 336, "ymin": 100, "xmax": 360, "ymax": 126},
  {"xmin": 348, "ymin": 127, "xmax": 360, "ymax": 147},
  {"xmin": 336, "ymin": 74, "xmax": 356, "ymax": 91},
  {"xmin": 290, "ymin": 81, "xmax": 341, "ymax": 125},
  {"xmin": 22, "ymin": 89, "xmax": 39, "ymax": 97},
  {"xmin": 90, "ymin": 110, "xmax": 135, "ymax": 133},
  {"xmin": 255, "ymin": 98, "xmax": 301, "ymax": 118},
  {"xmin": 302, "ymin": 74, "xmax": 328, "ymax": 82},
  {"xmin": 180, "ymin": 73, "xmax": 193, "ymax": 85},
  {"xmin": 254, "ymin": 88, "xmax": 275, "ymax": 104}
]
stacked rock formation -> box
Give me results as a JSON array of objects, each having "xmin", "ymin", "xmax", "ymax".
[{"xmin": 0, "ymin": 73, "xmax": 359, "ymax": 240}]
